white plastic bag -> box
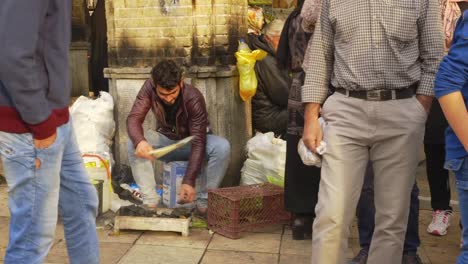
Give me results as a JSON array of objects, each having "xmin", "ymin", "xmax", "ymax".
[
  {"xmin": 298, "ymin": 140, "xmax": 326, "ymax": 167},
  {"xmin": 241, "ymin": 132, "xmax": 286, "ymax": 186},
  {"xmin": 70, "ymin": 92, "xmax": 115, "ymax": 156},
  {"xmin": 297, "ymin": 117, "xmax": 327, "ymax": 167}
]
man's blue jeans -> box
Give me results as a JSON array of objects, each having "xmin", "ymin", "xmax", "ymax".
[
  {"xmin": 0, "ymin": 120, "xmax": 99, "ymax": 264},
  {"xmin": 445, "ymin": 156, "xmax": 468, "ymax": 264},
  {"xmin": 128, "ymin": 130, "xmax": 231, "ymax": 208},
  {"xmin": 357, "ymin": 162, "xmax": 420, "ymax": 254}
]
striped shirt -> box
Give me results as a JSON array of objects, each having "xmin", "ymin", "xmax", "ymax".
[{"xmin": 302, "ymin": 0, "xmax": 445, "ymax": 104}]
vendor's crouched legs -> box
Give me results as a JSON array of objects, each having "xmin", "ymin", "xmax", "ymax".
[{"xmin": 127, "ymin": 130, "xmax": 230, "ymax": 208}]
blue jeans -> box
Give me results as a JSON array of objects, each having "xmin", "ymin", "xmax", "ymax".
[
  {"xmin": 357, "ymin": 162, "xmax": 420, "ymax": 254},
  {"xmin": 445, "ymin": 156, "xmax": 468, "ymax": 264},
  {"xmin": 128, "ymin": 130, "xmax": 230, "ymax": 208},
  {"xmin": 0, "ymin": 120, "xmax": 99, "ymax": 264}
]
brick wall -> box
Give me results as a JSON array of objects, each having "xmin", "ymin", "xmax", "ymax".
[{"xmin": 105, "ymin": 0, "xmax": 247, "ymax": 67}]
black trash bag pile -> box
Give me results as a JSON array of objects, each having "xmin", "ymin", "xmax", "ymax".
[{"xmin": 111, "ymin": 164, "xmax": 143, "ymax": 205}]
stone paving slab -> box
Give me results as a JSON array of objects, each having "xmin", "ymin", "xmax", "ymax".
[
  {"xmin": 97, "ymin": 229, "xmax": 142, "ymax": 244},
  {"xmin": 0, "ymin": 180, "xmax": 465, "ymax": 264},
  {"xmin": 279, "ymin": 254, "xmax": 310, "ymax": 264},
  {"xmin": 117, "ymin": 245, "xmax": 204, "ymax": 264},
  {"xmin": 45, "ymin": 240, "xmax": 132, "ymax": 264},
  {"xmin": 201, "ymin": 250, "xmax": 278, "ymax": 264},
  {"xmin": 250, "ymin": 224, "xmax": 284, "ymax": 234},
  {"xmin": 136, "ymin": 229, "xmax": 212, "ymax": 249},
  {"xmin": 208, "ymin": 233, "xmax": 282, "ymax": 254},
  {"xmin": 280, "ymin": 233, "xmax": 311, "ymax": 255},
  {"xmin": 0, "ymin": 217, "xmax": 9, "ymax": 261},
  {"xmin": 0, "ymin": 186, "xmax": 8, "ymax": 217}
]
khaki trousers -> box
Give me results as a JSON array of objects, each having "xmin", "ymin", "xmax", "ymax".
[{"xmin": 311, "ymin": 93, "xmax": 427, "ymax": 264}]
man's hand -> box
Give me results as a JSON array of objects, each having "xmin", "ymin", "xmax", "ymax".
[
  {"xmin": 416, "ymin": 95, "xmax": 434, "ymax": 113},
  {"xmin": 34, "ymin": 131, "xmax": 57, "ymax": 149},
  {"xmin": 34, "ymin": 131, "xmax": 57, "ymax": 169},
  {"xmin": 135, "ymin": 140, "xmax": 155, "ymax": 161},
  {"xmin": 178, "ymin": 184, "xmax": 196, "ymax": 204},
  {"xmin": 303, "ymin": 103, "xmax": 322, "ymax": 153}
]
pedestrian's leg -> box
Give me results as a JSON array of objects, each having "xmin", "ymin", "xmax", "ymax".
[
  {"xmin": 444, "ymin": 157, "xmax": 468, "ymax": 264},
  {"xmin": 311, "ymin": 93, "xmax": 370, "ymax": 264},
  {"xmin": 58, "ymin": 123, "xmax": 99, "ymax": 264},
  {"xmin": 312, "ymin": 134, "xmax": 368, "ymax": 263},
  {"xmin": 403, "ymin": 183, "xmax": 420, "ymax": 254},
  {"xmin": 1, "ymin": 130, "xmax": 63, "ymax": 264},
  {"xmin": 356, "ymin": 162, "xmax": 375, "ymax": 252},
  {"xmin": 196, "ymin": 135, "xmax": 230, "ymax": 209},
  {"xmin": 425, "ymin": 143, "xmax": 453, "ymax": 236},
  {"xmin": 368, "ymin": 97, "xmax": 426, "ymax": 264},
  {"xmin": 425, "ymin": 143, "xmax": 451, "ymax": 211}
]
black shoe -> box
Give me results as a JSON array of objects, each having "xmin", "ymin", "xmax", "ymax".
[
  {"xmin": 348, "ymin": 249, "xmax": 368, "ymax": 264},
  {"xmin": 402, "ymin": 252, "xmax": 422, "ymax": 264},
  {"xmin": 291, "ymin": 215, "xmax": 313, "ymax": 240},
  {"xmin": 303, "ymin": 216, "xmax": 313, "ymax": 239}
]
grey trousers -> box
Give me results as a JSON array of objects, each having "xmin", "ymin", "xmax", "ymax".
[{"xmin": 311, "ymin": 93, "xmax": 427, "ymax": 264}]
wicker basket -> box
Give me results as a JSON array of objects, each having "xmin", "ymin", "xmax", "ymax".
[{"xmin": 207, "ymin": 183, "xmax": 291, "ymax": 239}]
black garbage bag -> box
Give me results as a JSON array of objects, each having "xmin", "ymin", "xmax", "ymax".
[{"xmin": 111, "ymin": 164, "xmax": 143, "ymax": 205}]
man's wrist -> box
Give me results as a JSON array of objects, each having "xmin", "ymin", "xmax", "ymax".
[{"xmin": 305, "ymin": 103, "xmax": 321, "ymax": 119}]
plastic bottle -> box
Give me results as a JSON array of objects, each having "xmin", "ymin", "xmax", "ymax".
[{"xmin": 238, "ymin": 38, "xmax": 251, "ymax": 53}]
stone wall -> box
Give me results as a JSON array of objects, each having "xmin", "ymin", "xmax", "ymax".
[
  {"xmin": 72, "ymin": 0, "xmax": 88, "ymax": 41},
  {"xmin": 105, "ymin": 0, "xmax": 247, "ymax": 67},
  {"xmin": 104, "ymin": 0, "xmax": 250, "ymax": 186}
]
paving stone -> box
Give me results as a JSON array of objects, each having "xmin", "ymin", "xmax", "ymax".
[
  {"xmin": 250, "ymin": 224, "xmax": 284, "ymax": 234},
  {"xmin": 45, "ymin": 240, "xmax": 70, "ymax": 264},
  {"xmin": 280, "ymin": 233, "xmax": 311, "ymax": 255},
  {"xmin": 0, "ymin": 216, "xmax": 9, "ymax": 261},
  {"xmin": 423, "ymin": 246, "xmax": 459, "ymax": 264},
  {"xmin": 279, "ymin": 254, "xmax": 309, "ymax": 264},
  {"xmin": 54, "ymin": 223, "xmax": 65, "ymax": 241},
  {"xmin": 99, "ymin": 242, "xmax": 133, "ymax": 264},
  {"xmin": 349, "ymin": 219, "xmax": 359, "ymax": 239},
  {"xmin": 208, "ymin": 233, "xmax": 281, "ymax": 254},
  {"xmin": 45, "ymin": 239, "xmax": 132, "ymax": 264},
  {"xmin": 346, "ymin": 247, "xmax": 354, "ymax": 259},
  {"xmin": 348, "ymin": 238, "xmax": 361, "ymax": 255},
  {"xmin": 117, "ymin": 245, "xmax": 204, "ymax": 264},
  {"xmin": 136, "ymin": 229, "xmax": 212, "ymax": 249},
  {"xmin": 281, "ymin": 251, "xmax": 358, "ymax": 264},
  {"xmin": 417, "ymin": 247, "xmax": 434, "ymax": 264},
  {"xmin": 201, "ymin": 250, "xmax": 278, "ymax": 264},
  {"xmin": 0, "ymin": 186, "xmax": 9, "ymax": 217},
  {"xmin": 98, "ymin": 228, "xmax": 142, "ymax": 244}
]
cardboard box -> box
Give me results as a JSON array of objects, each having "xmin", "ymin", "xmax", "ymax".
[{"xmin": 163, "ymin": 161, "xmax": 206, "ymax": 208}]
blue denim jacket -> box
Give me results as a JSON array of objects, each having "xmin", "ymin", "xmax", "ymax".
[{"xmin": 434, "ymin": 10, "xmax": 468, "ymax": 161}]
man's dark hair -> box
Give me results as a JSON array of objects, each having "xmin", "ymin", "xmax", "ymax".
[{"xmin": 151, "ymin": 60, "xmax": 183, "ymax": 90}]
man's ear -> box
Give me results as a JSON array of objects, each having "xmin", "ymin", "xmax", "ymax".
[{"xmin": 179, "ymin": 80, "xmax": 184, "ymax": 88}]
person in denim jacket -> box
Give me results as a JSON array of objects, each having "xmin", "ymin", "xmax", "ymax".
[{"xmin": 434, "ymin": 9, "xmax": 468, "ymax": 263}]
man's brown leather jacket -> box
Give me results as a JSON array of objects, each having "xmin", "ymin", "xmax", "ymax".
[{"xmin": 127, "ymin": 79, "xmax": 209, "ymax": 187}]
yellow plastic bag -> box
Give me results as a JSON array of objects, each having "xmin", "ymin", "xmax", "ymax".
[{"xmin": 235, "ymin": 44, "xmax": 267, "ymax": 101}]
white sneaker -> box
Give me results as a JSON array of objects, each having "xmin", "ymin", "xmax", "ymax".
[{"xmin": 427, "ymin": 210, "xmax": 452, "ymax": 236}]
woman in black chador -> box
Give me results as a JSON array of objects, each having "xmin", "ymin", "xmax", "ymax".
[{"xmin": 277, "ymin": 0, "xmax": 321, "ymax": 240}]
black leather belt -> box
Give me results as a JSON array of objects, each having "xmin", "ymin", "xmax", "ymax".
[{"xmin": 334, "ymin": 83, "xmax": 417, "ymax": 101}]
